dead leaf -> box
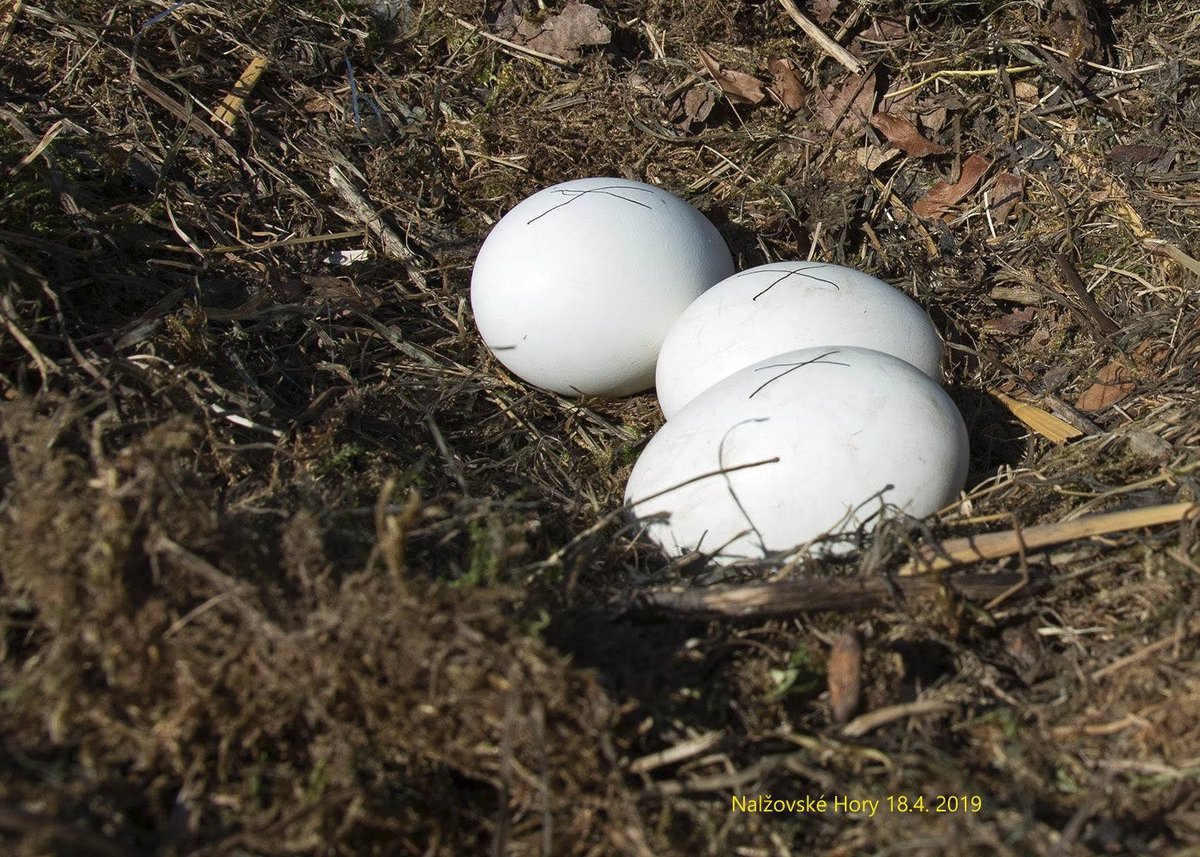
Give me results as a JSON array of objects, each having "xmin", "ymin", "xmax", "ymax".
[
  {"xmin": 303, "ymin": 95, "xmax": 335, "ymax": 113},
  {"xmin": 1075, "ymin": 361, "xmax": 1136, "ymax": 412},
  {"xmin": 813, "ymin": 69, "xmax": 878, "ymax": 138},
  {"xmin": 827, "ymin": 629, "xmax": 862, "ymax": 725},
  {"xmin": 684, "ymin": 85, "xmax": 716, "ymax": 122},
  {"xmin": 811, "ymin": 0, "xmax": 839, "ymax": 24},
  {"xmin": 1132, "ymin": 338, "xmax": 1170, "ymax": 372},
  {"xmin": 983, "ymin": 307, "xmax": 1036, "ymax": 336},
  {"xmin": 1014, "ymin": 80, "xmax": 1040, "ymax": 102},
  {"xmin": 491, "ymin": 0, "xmax": 534, "ymax": 37},
  {"xmin": 768, "ymin": 57, "xmax": 805, "ymax": 110},
  {"xmin": 1049, "ymin": 0, "xmax": 1102, "ymax": 62},
  {"xmin": 1110, "ymin": 144, "xmax": 1167, "ymax": 164},
  {"xmin": 915, "ymin": 100, "xmax": 948, "ymax": 133},
  {"xmin": 865, "ymin": 17, "xmax": 907, "ymax": 42},
  {"xmin": 989, "ymin": 172, "xmax": 1024, "ymax": 222},
  {"xmin": 870, "ymin": 112, "xmax": 946, "ymax": 157},
  {"xmin": 519, "ymin": 2, "xmax": 610, "ymax": 61},
  {"xmin": 857, "ymin": 146, "xmax": 899, "ymax": 172},
  {"xmin": 672, "ymin": 85, "xmax": 716, "ymax": 128},
  {"xmin": 696, "ymin": 47, "xmax": 765, "ymax": 104},
  {"xmin": 912, "ymin": 154, "xmax": 991, "ymax": 220}
]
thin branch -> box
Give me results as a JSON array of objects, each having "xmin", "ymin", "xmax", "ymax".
[
  {"xmin": 776, "ymin": 0, "xmax": 863, "ymax": 73},
  {"xmin": 901, "ymin": 502, "xmax": 1198, "ymax": 576},
  {"xmin": 633, "ymin": 568, "xmax": 1048, "ymax": 617}
]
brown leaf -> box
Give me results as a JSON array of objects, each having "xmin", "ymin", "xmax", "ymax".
[
  {"xmin": 827, "ymin": 629, "xmax": 862, "ymax": 725},
  {"xmin": 520, "ymin": 2, "xmax": 611, "ymax": 61},
  {"xmin": 866, "ymin": 17, "xmax": 907, "ymax": 42},
  {"xmin": 491, "ymin": 0, "xmax": 535, "ymax": 37},
  {"xmin": 675, "ymin": 85, "xmax": 715, "ymax": 126},
  {"xmin": 1014, "ymin": 80, "xmax": 1040, "ymax": 102},
  {"xmin": 696, "ymin": 47, "xmax": 765, "ymax": 104},
  {"xmin": 857, "ymin": 146, "xmax": 900, "ymax": 172},
  {"xmin": 1075, "ymin": 361, "xmax": 1136, "ymax": 412},
  {"xmin": 813, "ymin": 70, "xmax": 878, "ymax": 138},
  {"xmin": 989, "ymin": 171, "xmax": 1024, "ymax": 222},
  {"xmin": 983, "ymin": 307, "xmax": 1036, "ymax": 336},
  {"xmin": 915, "ymin": 100, "xmax": 948, "ymax": 133},
  {"xmin": 1049, "ymin": 0, "xmax": 1103, "ymax": 62},
  {"xmin": 870, "ymin": 112, "xmax": 947, "ymax": 157},
  {"xmin": 811, "ymin": 0, "xmax": 840, "ymax": 24},
  {"xmin": 1110, "ymin": 144, "xmax": 1167, "ymax": 164},
  {"xmin": 768, "ymin": 57, "xmax": 805, "ymax": 110},
  {"xmin": 1132, "ymin": 338, "xmax": 1170, "ymax": 372},
  {"xmin": 912, "ymin": 154, "xmax": 991, "ymax": 220}
]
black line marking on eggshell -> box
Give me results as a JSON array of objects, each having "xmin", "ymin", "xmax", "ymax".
[
  {"xmin": 748, "ymin": 350, "xmax": 850, "ymax": 399},
  {"xmin": 525, "ymin": 186, "xmax": 657, "ymax": 224},
  {"xmin": 738, "ymin": 263, "xmax": 841, "ymax": 300},
  {"xmin": 718, "ymin": 417, "xmax": 771, "ymax": 556}
]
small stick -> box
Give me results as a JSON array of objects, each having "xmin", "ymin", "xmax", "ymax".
[
  {"xmin": 1091, "ymin": 618, "xmax": 1200, "ymax": 681},
  {"xmin": 453, "ymin": 16, "xmax": 572, "ymax": 68},
  {"xmin": 327, "ymin": 165, "xmax": 429, "ymax": 291},
  {"xmin": 212, "ymin": 53, "xmax": 269, "ymax": 129},
  {"xmin": 1056, "ymin": 253, "xmax": 1120, "ymax": 335},
  {"xmin": 840, "ymin": 699, "xmax": 952, "ymax": 738},
  {"xmin": 629, "ymin": 731, "xmax": 723, "ymax": 775},
  {"xmin": 0, "ymin": 0, "xmax": 23, "ymax": 49},
  {"xmin": 901, "ymin": 502, "xmax": 1198, "ymax": 576},
  {"xmin": 634, "ymin": 568, "xmax": 1046, "ymax": 617},
  {"xmin": 776, "ymin": 0, "xmax": 863, "ymax": 74}
]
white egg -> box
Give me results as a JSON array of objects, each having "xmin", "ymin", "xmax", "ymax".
[
  {"xmin": 471, "ymin": 177, "xmax": 733, "ymax": 397},
  {"xmin": 655, "ymin": 262, "xmax": 945, "ymax": 418},
  {"xmin": 625, "ymin": 347, "xmax": 969, "ymax": 563}
]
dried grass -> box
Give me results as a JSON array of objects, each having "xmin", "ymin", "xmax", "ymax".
[{"xmin": 2, "ymin": 0, "xmax": 1200, "ymax": 853}]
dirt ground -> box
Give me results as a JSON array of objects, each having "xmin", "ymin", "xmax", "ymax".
[{"xmin": 2, "ymin": 0, "xmax": 1200, "ymax": 854}]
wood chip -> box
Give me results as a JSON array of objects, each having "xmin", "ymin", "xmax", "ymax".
[
  {"xmin": 678, "ymin": 85, "xmax": 716, "ymax": 125},
  {"xmin": 0, "ymin": 0, "xmax": 22, "ymax": 49}
]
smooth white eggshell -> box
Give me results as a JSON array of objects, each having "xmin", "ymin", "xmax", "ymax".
[
  {"xmin": 625, "ymin": 346, "xmax": 969, "ymax": 563},
  {"xmin": 655, "ymin": 262, "xmax": 944, "ymax": 418},
  {"xmin": 471, "ymin": 177, "xmax": 733, "ymax": 397}
]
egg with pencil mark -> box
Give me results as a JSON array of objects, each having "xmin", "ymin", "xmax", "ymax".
[
  {"xmin": 471, "ymin": 177, "xmax": 734, "ymax": 397},
  {"xmin": 625, "ymin": 347, "xmax": 969, "ymax": 564},
  {"xmin": 655, "ymin": 262, "xmax": 944, "ymax": 417}
]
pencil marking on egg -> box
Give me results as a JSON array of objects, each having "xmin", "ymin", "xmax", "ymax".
[
  {"xmin": 525, "ymin": 185, "xmax": 657, "ymax": 225},
  {"xmin": 737, "ymin": 263, "xmax": 842, "ymax": 300},
  {"xmin": 748, "ymin": 349, "xmax": 848, "ymax": 399}
]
